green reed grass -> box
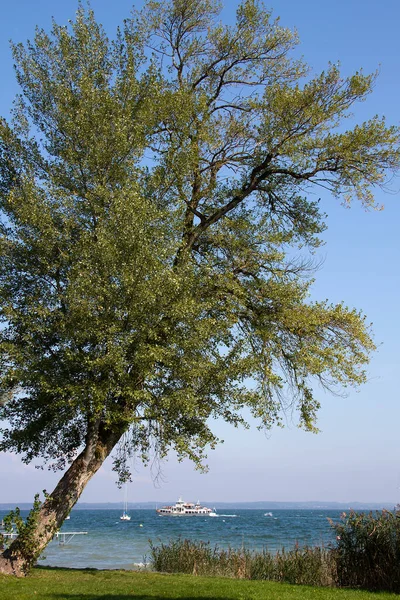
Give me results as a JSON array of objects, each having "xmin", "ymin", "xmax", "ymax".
[
  {"xmin": 149, "ymin": 538, "xmax": 336, "ymax": 586},
  {"xmin": 330, "ymin": 507, "xmax": 400, "ymax": 592}
]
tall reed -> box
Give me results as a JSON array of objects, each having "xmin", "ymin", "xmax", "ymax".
[
  {"xmin": 149, "ymin": 538, "xmax": 251, "ymax": 578},
  {"xmin": 149, "ymin": 538, "xmax": 336, "ymax": 586},
  {"xmin": 330, "ymin": 508, "xmax": 400, "ymax": 592}
]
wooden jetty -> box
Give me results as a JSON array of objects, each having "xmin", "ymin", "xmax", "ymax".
[
  {"xmin": 0, "ymin": 532, "xmax": 18, "ymax": 540},
  {"xmin": 55, "ymin": 531, "xmax": 88, "ymax": 545},
  {"xmin": 1, "ymin": 524, "xmax": 88, "ymax": 546}
]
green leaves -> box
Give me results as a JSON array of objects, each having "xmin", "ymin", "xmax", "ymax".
[{"xmin": 0, "ymin": 0, "xmax": 397, "ymax": 478}]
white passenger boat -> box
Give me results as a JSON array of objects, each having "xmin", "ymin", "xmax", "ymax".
[{"xmin": 156, "ymin": 497, "xmax": 213, "ymax": 516}]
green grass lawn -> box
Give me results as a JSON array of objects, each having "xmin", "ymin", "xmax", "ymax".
[{"xmin": 0, "ymin": 568, "xmax": 398, "ymax": 600}]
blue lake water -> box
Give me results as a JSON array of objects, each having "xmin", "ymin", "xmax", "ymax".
[{"xmin": 0, "ymin": 509, "xmax": 343, "ymax": 570}]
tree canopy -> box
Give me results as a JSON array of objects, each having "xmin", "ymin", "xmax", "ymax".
[{"xmin": 0, "ymin": 1, "xmax": 399, "ymax": 571}]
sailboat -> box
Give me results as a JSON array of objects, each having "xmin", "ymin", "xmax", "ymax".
[{"xmin": 120, "ymin": 484, "xmax": 131, "ymax": 521}]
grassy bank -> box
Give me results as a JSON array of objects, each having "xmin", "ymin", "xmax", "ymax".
[{"xmin": 1, "ymin": 568, "xmax": 399, "ymax": 600}]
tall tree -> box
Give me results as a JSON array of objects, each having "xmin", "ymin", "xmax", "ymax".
[{"xmin": 0, "ymin": 0, "xmax": 399, "ymax": 575}]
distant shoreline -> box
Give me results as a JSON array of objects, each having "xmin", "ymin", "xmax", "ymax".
[{"xmin": 0, "ymin": 501, "xmax": 397, "ymax": 511}]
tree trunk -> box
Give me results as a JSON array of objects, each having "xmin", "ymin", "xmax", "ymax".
[{"xmin": 0, "ymin": 425, "xmax": 123, "ymax": 576}]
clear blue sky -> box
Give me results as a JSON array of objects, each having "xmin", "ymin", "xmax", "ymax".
[{"xmin": 0, "ymin": 0, "xmax": 399, "ymax": 505}]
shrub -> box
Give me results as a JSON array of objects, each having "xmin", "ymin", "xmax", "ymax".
[{"xmin": 330, "ymin": 507, "xmax": 400, "ymax": 591}]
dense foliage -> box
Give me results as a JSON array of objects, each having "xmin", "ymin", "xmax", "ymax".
[
  {"xmin": 1, "ymin": 0, "xmax": 397, "ymax": 481},
  {"xmin": 0, "ymin": 495, "xmax": 45, "ymax": 574}
]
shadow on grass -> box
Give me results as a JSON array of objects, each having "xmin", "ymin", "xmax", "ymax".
[{"xmin": 50, "ymin": 597, "xmax": 233, "ymax": 600}]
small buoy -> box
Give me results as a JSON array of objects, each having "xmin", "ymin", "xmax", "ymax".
[{"xmin": 139, "ymin": 524, "xmax": 143, "ymax": 527}]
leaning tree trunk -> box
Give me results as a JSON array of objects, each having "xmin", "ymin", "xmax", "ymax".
[{"xmin": 0, "ymin": 425, "xmax": 123, "ymax": 576}]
